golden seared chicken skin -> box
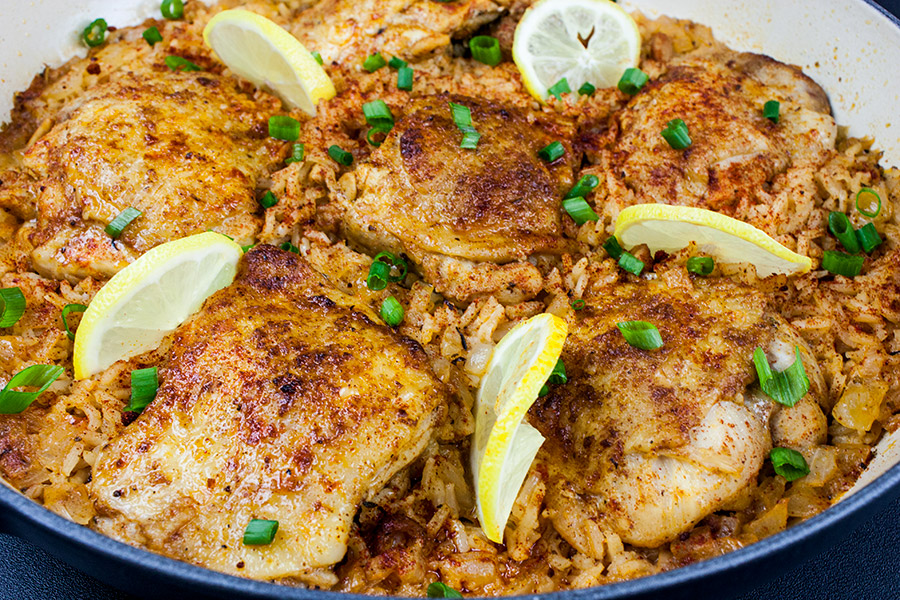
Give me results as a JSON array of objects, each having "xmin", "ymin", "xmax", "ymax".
[
  {"xmin": 529, "ymin": 276, "xmax": 826, "ymax": 553},
  {"xmin": 344, "ymin": 94, "xmax": 580, "ymax": 303},
  {"xmin": 90, "ymin": 246, "xmax": 448, "ymax": 584},
  {"xmin": 594, "ymin": 48, "xmax": 835, "ymax": 236},
  {"xmin": 23, "ymin": 70, "xmax": 282, "ymax": 282}
]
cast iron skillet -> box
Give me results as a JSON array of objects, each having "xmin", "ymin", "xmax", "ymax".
[{"xmin": 2, "ymin": 1, "xmax": 900, "ymax": 598}]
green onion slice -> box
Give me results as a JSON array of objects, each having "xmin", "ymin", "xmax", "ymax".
[
  {"xmin": 124, "ymin": 367, "xmax": 158, "ymax": 413},
  {"xmin": 856, "ymin": 187, "xmax": 882, "ymax": 218},
  {"xmin": 538, "ymin": 141, "xmax": 565, "ymax": 162},
  {"xmin": 763, "ymin": 100, "xmax": 780, "ymax": 123},
  {"xmin": 243, "ymin": 519, "xmax": 279, "ymax": 545},
  {"xmin": 268, "ymin": 115, "xmax": 300, "ymax": 141},
  {"xmin": 165, "ymin": 55, "xmax": 202, "ymax": 72},
  {"xmin": 449, "ymin": 102, "xmax": 480, "ymax": 150},
  {"xmin": 380, "ymin": 296, "xmax": 404, "ymax": 326},
  {"xmin": 565, "ymin": 174, "xmax": 599, "ymax": 200},
  {"xmin": 311, "ymin": 51, "xmax": 323, "ymax": 65},
  {"xmin": 161, "ymin": 0, "xmax": 184, "ymax": 19},
  {"xmin": 259, "ymin": 191, "xmax": 278, "ymax": 209},
  {"xmin": 562, "ymin": 197, "xmax": 599, "ymax": 226},
  {"xmin": 752, "ymin": 346, "xmax": 810, "ymax": 407},
  {"xmin": 661, "ymin": 118, "xmax": 692, "ymax": 150},
  {"xmin": 539, "ymin": 358, "xmax": 567, "ymax": 397},
  {"xmin": 821, "ymin": 250, "xmax": 864, "ymax": 278},
  {"xmin": 363, "ymin": 100, "xmax": 394, "ymax": 129},
  {"xmin": 578, "ymin": 82, "xmax": 596, "ymax": 96},
  {"xmin": 82, "ymin": 18, "xmax": 108, "ymax": 48},
  {"xmin": 603, "ymin": 237, "xmax": 624, "ymax": 260},
  {"xmin": 616, "ymin": 321, "xmax": 663, "ymax": 350},
  {"xmin": 280, "ymin": 241, "xmax": 300, "ymax": 254},
  {"xmin": 367, "ymin": 261, "xmax": 390, "ymax": 291},
  {"xmin": 366, "ymin": 126, "xmax": 392, "ymax": 147},
  {"xmin": 105, "ymin": 207, "xmax": 142, "ymax": 239},
  {"xmin": 61, "ymin": 303, "xmax": 87, "ymax": 341},
  {"xmin": 571, "ymin": 299, "xmax": 586, "ymax": 311},
  {"xmin": 363, "ymin": 53, "xmax": 387, "ymax": 72},
  {"xmin": 328, "ymin": 145, "xmax": 354, "ymax": 166},
  {"xmin": 427, "ymin": 582, "xmax": 463, "ymax": 598},
  {"xmin": 469, "ymin": 36, "xmax": 501, "ymax": 66},
  {"xmin": 0, "ymin": 288, "xmax": 26, "ymax": 329},
  {"xmin": 617, "ymin": 68, "xmax": 649, "ymax": 95},
  {"xmin": 827, "ymin": 211, "xmax": 860, "ymax": 254},
  {"xmin": 856, "ymin": 222, "xmax": 883, "ymax": 254},
  {"xmin": 686, "ymin": 256, "xmax": 714, "ymax": 276},
  {"xmin": 460, "ymin": 129, "xmax": 481, "ymax": 150},
  {"xmin": 285, "ymin": 143, "xmax": 305, "ymax": 164},
  {"xmin": 770, "ymin": 447, "xmax": 810, "ymax": 482},
  {"xmin": 0, "ymin": 364, "xmax": 65, "ymax": 415},
  {"xmin": 397, "ymin": 66, "xmax": 414, "ymax": 91},
  {"xmin": 548, "ymin": 78, "xmax": 571, "ymax": 100},
  {"xmin": 388, "ymin": 56, "xmax": 407, "ymax": 69},
  {"xmin": 376, "ymin": 252, "xmax": 408, "ymax": 282},
  {"xmin": 618, "ymin": 252, "xmax": 644, "ymax": 275},
  {"xmin": 143, "ymin": 26, "xmax": 163, "ymax": 46}
]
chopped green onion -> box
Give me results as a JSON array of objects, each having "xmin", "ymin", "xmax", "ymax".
[
  {"xmin": 571, "ymin": 299, "xmax": 586, "ymax": 311},
  {"xmin": 603, "ymin": 237, "xmax": 624, "ymax": 260},
  {"xmin": 856, "ymin": 222, "xmax": 883, "ymax": 254},
  {"xmin": 285, "ymin": 143, "xmax": 305, "ymax": 164},
  {"xmin": 363, "ymin": 53, "xmax": 387, "ymax": 72},
  {"xmin": 105, "ymin": 207, "xmax": 142, "ymax": 239},
  {"xmin": 562, "ymin": 197, "xmax": 599, "ymax": 226},
  {"xmin": 856, "ymin": 187, "xmax": 882, "ymax": 218},
  {"xmin": 82, "ymin": 18, "xmax": 108, "ymax": 48},
  {"xmin": 243, "ymin": 519, "xmax": 279, "ymax": 545},
  {"xmin": 0, "ymin": 364, "xmax": 64, "ymax": 415},
  {"xmin": 268, "ymin": 115, "xmax": 300, "ymax": 141},
  {"xmin": 547, "ymin": 78, "xmax": 571, "ymax": 101},
  {"xmin": 616, "ymin": 321, "xmax": 663, "ymax": 350},
  {"xmin": 538, "ymin": 141, "xmax": 565, "ymax": 162},
  {"xmin": 397, "ymin": 66, "xmax": 414, "ymax": 91},
  {"xmin": 367, "ymin": 261, "xmax": 390, "ymax": 291},
  {"xmin": 763, "ymin": 100, "xmax": 780, "ymax": 123},
  {"xmin": 469, "ymin": 36, "xmax": 501, "ymax": 66},
  {"xmin": 0, "ymin": 288, "xmax": 26, "ymax": 329},
  {"xmin": 388, "ymin": 56, "xmax": 408, "ymax": 69},
  {"xmin": 60, "ymin": 303, "xmax": 87, "ymax": 341},
  {"xmin": 821, "ymin": 250, "xmax": 864, "ymax": 277},
  {"xmin": 363, "ymin": 100, "xmax": 394, "ymax": 128},
  {"xmin": 124, "ymin": 367, "xmax": 158, "ymax": 413},
  {"xmin": 375, "ymin": 252, "xmax": 408, "ymax": 282},
  {"xmin": 617, "ymin": 68, "xmax": 649, "ymax": 95},
  {"xmin": 165, "ymin": 55, "xmax": 201, "ymax": 72},
  {"xmin": 328, "ymin": 145, "xmax": 354, "ymax": 166},
  {"xmin": 427, "ymin": 582, "xmax": 463, "ymax": 598},
  {"xmin": 752, "ymin": 346, "xmax": 810, "ymax": 407},
  {"xmin": 241, "ymin": 244, "xmax": 255, "ymax": 253},
  {"xmin": 366, "ymin": 126, "xmax": 392, "ymax": 147},
  {"xmin": 828, "ymin": 211, "xmax": 860, "ymax": 254},
  {"xmin": 565, "ymin": 174, "xmax": 599, "ymax": 200},
  {"xmin": 311, "ymin": 51, "xmax": 323, "ymax": 65},
  {"xmin": 618, "ymin": 252, "xmax": 644, "ymax": 275},
  {"xmin": 161, "ymin": 0, "xmax": 184, "ymax": 19},
  {"xmin": 449, "ymin": 102, "xmax": 480, "ymax": 150},
  {"xmin": 686, "ymin": 256, "xmax": 714, "ymax": 276},
  {"xmin": 259, "ymin": 191, "xmax": 278, "ymax": 209},
  {"xmin": 578, "ymin": 82, "xmax": 596, "ymax": 96},
  {"xmin": 460, "ymin": 130, "xmax": 481, "ymax": 150},
  {"xmin": 770, "ymin": 447, "xmax": 810, "ymax": 482},
  {"xmin": 661, "ymin": 118, "xmax": 692, "ymax": 150},
  {"xmin": 380, "ymin": 296, "xmax": 404, "ymax": 326},
  {"xmin": 142, "ymin": 26, "xmax": 163, "ymax": 46},
  {"xmin": 280, "ymin": 241, "xmax": 300, "ymax": 254},
  {"xmin": 539, "ymin": 358, "xmax": 567, "ymax": 396}
]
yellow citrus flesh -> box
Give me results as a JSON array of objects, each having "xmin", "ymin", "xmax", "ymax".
[
  {"xmin": 472, "ymin": 313, "xmax": 568, "ymax": 543},
  {"xmin": 614, "ymin": 204, "xmax": 813, "ymax": 277},
  {"xmin": 203, "ymin": 9, "xmax": 336, "ymax": 115},
  {"xmin": 512, "ymin": 0, "xmax": 641, "ymax": 102},
  {"xmin": 73, "ymin": 232, "xmax": 243, "ymax": 380}
]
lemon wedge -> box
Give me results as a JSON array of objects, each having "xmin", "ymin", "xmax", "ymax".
[
  {"xmin": 512, "ymin": 0, "xmax": 641, "ymax": 102},
  {"xmin": 73, "ymin": 232, "xmax": 243, "ymax": 380},
  {"xmin": 203, "ymin": 9, "xmax": 336, "ymax": 115},
  {"xmin": 472, "ymin": 313, "xmax": 568, "ymax": 543},
  {"xmin": 614, "ymin": 204, "xmax": 813, "ymax": 277}
]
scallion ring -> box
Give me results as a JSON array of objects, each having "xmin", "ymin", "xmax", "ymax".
[
  {"xmin": 449, "ymin": 102, "xmax": 480, "ymax": 150},
  {"xmin": 82, "ymin": 18, "xmax": 108, "ymax": 48},
  {"xmin": 856, "ymin": 222, "xmax": 883, "ymax": 254},
  {"xmin": 856, "ymin": 187, "xmax": 882, "ymax": 218},
  {"xmin": 565, "ymin": 174, "xmax": 599, "ymax": 200},
  {"xmin": 388, "ymin": 56, "xmax": 407, "ymax": 69},
  {"xmin": 397, "ymin": 66, "xmax": 414, "ymax": 91},
  {"xmin": 427, "ymin": 582, "xmax": 463, "ymax": 598},
  {"xmin": 469, "ymin": 36, "xmax": 501, "ymax": 66},
  {"xmin": 105, "ymin": 207, "xmax": 142, "ymax": 239},
  {"xmin": 363, "ymin": 100, "xmax": 395, "ymax": 128},
  {"xmin": 770, "ymin": 447, "xmax": 810, "ymax": 482},
  {"xmin": 661, "ymin": 118, "xmax": 692, "ymax": 150},
  {"xmin": 562, "ymin": 197, "xmax": 599, "ymax": 226},
  {"xmin": 259, "ymin": 191, "xmax": 278, "ymax": 209},
  {"xmin": 617, "ymin": 67, "xmax": 649, "ymax": 95},
  {"xmin": 578, "ymin": 82, "xmax": 596, "ymax": 97},
  {"xmin": 539, "ymin": 358, "xmax": 567, "ymax": 397},
  {"xmin": 570, "ymin": 299, "xmax": 586, "ymax": 311},
  {"xmin": 285, "ymin": 143, "xmax": 305, "ymax": 165},
  {"xmin": 124, "ymin": 367, "xmax": 159, "ymax": 413},
  {"xmin": 268, "ymin": 115, "xmax": 300, "ymax": 141},
  {"xmin": 603, "ymin": 237, "xmax": 624, "ymax": 260},
  {"xmin": 538, "ymin": 141, "xmax": 565, "ymax": 162},
  {"xmin": 165, "ymin": 55, "xmax": 202, "ymax": 72},
  {"xmin": 161, "ymin": 0, "xmax": 184, "ymax": 19},
  {"xmin": 367, "ymin": 261, "xmax": 390, "ymax": 291},
  {"xmin": 616, "ymin": 321, "xmax": 663, "ymax": 350},
  {"xmin": 618, "ymin": 252, "xmax": 644, "ymax": 275},
  {"xmin": 547, "ymin": 78, "xmax": 571, "ymax": 101},
  {"xmin": 0, "ymin": 287, "xmax": 26, "ymax": 329},
  {"xmin": 375, "ymin": 252, "xmax": 408, "ymax": 282},
  {"xmin": 280, "ymin": 241, "xmax": 300, "ymax": 254},
  {"xmin": 380, "ymin": 296, "xmax": 404, "ymax": 326},
  {"xmin": 763, "ymin": 100, "xmax": 780, "ymax": 123},
  {"xmin": 60, "ymin": 303, "xmax": 87, "ymax": 341},
  {"xmin": 328, "ymin": 145, "xmax": 354, "ymax": 166},
  {"xmin": 366, "ymin": 126, "xmax": 392, "ymax": 147},
  {"xmin": 821, "ymin": 250, "xmax": 864, "ymax": 278},
  {"xmin": 311, "ymin": 51, "xmax": 323, "ymax": 65},
  {"xmin": 142, "ymin": 26, "xmax": 163, "ymax": 46},
  {"xmin": 752, "ymin": 346, "xmax": 810, "ymax": 407},
  {"xmin": 363, "ymin": 53, "xmax": 387, "ymax": 72},
  {"xmin": 827, "ymin": 211, "xmax": 860, "ymax": 254},
  {"xmin": 243, "ymin": 519, "xmax": 279, "ymax": 545},
  {"xmin": 686, "ymin": 256, "xmax": 714, "ymax": 276},
  {"xmin": 0, "ymin": 364, "xmax": 65, "ymax": 415}
]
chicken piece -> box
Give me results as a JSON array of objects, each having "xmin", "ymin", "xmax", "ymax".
[
  {"xmin": 89, "ymin": 246, "xmax": 447, "ymax": 583},
  {"xmin": 595, "ymin": 48, "xmax": 836, "ymax": 236},
  {"xmin": 530, "ymin": 276, "xmax": 821, "ymax": 551},
  {"xmin": 23, "ymin": 71, "xmax": 281, "ymax": 282},
  {"xmin": 290, "ymin": 0, "xmax": 507, "ymax": 65},
  {"xmin": 344, "ymin": 94, "xmax": 579, "ymax": 303}
]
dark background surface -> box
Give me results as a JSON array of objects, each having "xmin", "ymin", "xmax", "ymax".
[{"xmin": 4, "ymin": 0, "xmax": 900, "ymax": 598}]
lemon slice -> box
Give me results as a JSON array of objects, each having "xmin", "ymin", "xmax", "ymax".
[
  {"xmin": 472, "ymin": 313, "xmax": 568, "ymax": 543},
  {"xmin": 614, "ymin": 204, "xmax": 813, "ymax": 277},
  {"xmin": 203, "ymin": 9, "xmax": 336, "ymax": 115},
  {"xmin": 73, "ymin": 232, "xmax": 243, "ymax": 380},
  {"xmin": 512, "ymin": 0, "xmax": 641, "ymax": 101}
]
